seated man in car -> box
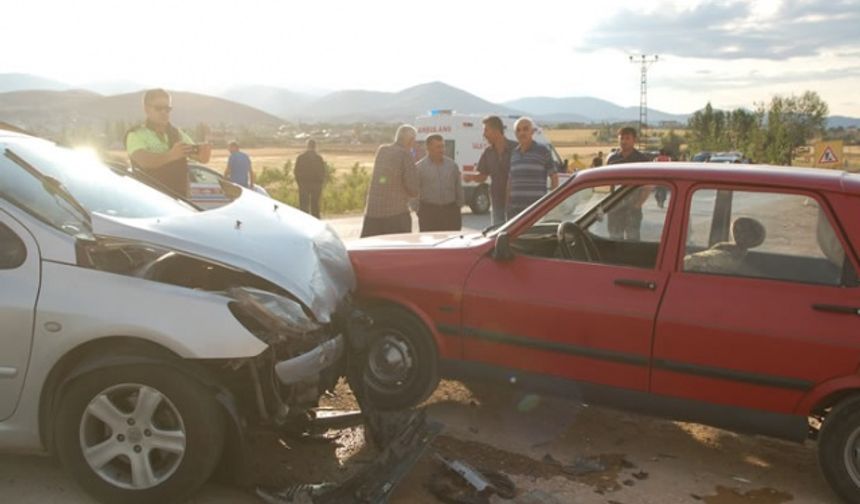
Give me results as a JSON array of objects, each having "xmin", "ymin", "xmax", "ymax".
[{"xmin": 684, "ymin": 217, "xmax": 766, "ymax": 275}]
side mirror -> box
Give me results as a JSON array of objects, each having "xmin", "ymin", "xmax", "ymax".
[{"xmin": 492, "ymin": 232, "xmax": 515, "ymax": 261}]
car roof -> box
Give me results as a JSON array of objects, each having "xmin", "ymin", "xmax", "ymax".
[{"xmin": 576, "ymin": 163, "xmax": 860, "ymax": 195}]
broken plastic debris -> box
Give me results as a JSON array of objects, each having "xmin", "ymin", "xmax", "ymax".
[
  {"xmin": 430, "ymin": 454, "xmax": 516, "ymax": 502},
  {"xmin": 561, "ymin": 456, "xmax": 607, "ymax": 477}
]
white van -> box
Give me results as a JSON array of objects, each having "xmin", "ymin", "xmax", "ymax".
[{"xmin": 414, "ymin": 111, "xmax": 567, "ymax": 214}]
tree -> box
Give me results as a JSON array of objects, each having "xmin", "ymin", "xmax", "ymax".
[
  {"xmin": 688, "ymin": 91, "xmax": 829, "ymax": 165},
  {"xmin": 687, "ymin": 103, "xmax": 728, "ymax": 153},
  {"xmin": 660, "ymin": 129, "xmax": 684, "ymax": 158},
  {"xmin": 762, "ymin": 91, "xmax": 828, "ymax": 165}
]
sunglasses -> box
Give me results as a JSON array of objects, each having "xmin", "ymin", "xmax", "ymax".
[{"xmin": 150, "ymin": 105, "xmax": 173, "ymax": 113}]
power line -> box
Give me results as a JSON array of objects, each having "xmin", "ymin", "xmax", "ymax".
[{"xmin": 629, "ymin": 54, "xmax": 659, "ymax": 148}]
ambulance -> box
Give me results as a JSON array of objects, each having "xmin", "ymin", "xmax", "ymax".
[{"xmin": 414, "ymin": 111, "xmax": 568, "ymax": 214}]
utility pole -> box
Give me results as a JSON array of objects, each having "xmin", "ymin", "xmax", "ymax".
[{"xmin": 629, "ymin": 54, "xmax": 659, "ymax": 149}]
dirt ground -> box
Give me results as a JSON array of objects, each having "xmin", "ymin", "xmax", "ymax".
[
  {"xmin": 0, "ymin": 380, "xmax": 835, "ymax": 504},
  {"xmin": 235, "ymin": 378, "xmax": 833, "ymax": 504}
]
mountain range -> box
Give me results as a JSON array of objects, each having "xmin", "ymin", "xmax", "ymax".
[{"xmin": 0, "ymin": 73, "xmax": 857, "ymax": 129}]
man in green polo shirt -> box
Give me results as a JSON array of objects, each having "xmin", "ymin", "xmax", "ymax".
[{"xmin": 126, "ymin": 88, "xmax": 210, "ymax": 197}]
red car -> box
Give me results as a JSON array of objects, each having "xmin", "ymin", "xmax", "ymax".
[{"xmin": 349, "ymin": 163, "xmax": 860, "ymax": 503}]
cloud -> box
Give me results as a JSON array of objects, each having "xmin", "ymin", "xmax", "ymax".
[
  {"xmin": 581, "ymin": 0, "xmax": 860, "ymax": 60},
  {"xmin": 656, "ymin": 65, "xmax": 860, "ymax": 91}
]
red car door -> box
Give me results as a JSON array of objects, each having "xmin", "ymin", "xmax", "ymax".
[
  {"xmin": 653, "ymin": 187, "xmax": 860, "ymax": 414},
  {"xmin": 459, "ymin": 182, "xmax": 673, "ymax": 392}
]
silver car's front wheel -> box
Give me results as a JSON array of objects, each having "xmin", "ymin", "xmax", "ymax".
[
  {"xmin": 55, "ymin": 362, "xmax": 225, "ymax": 504},
  {"xmin": 80, "ymin": 384, "xmax": 187, "ymax": 490}
]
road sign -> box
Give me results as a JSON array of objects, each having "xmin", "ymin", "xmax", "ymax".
[{"xmin": 814, "ymin": 140, "xmax": 843, "ymax": 168}]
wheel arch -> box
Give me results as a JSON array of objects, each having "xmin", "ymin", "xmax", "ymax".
[
  {"xmin": 797, "ymin": 375, "xmax": 860, "ymax": 416},
  {"xmin": 39, "ymin": 336, "xmax": 246, "ymax": 477}
]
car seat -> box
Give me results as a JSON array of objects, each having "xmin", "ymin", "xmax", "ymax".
[{"xmin": 683, "ymin": 217, "xmax": 766, "ymax": 275}]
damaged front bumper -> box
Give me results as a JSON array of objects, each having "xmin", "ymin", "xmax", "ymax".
[{"xmin": 226, "ymin": 285, "xmax": 370, "ymax": 426}]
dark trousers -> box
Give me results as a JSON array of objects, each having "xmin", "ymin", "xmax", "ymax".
[
  {"xmin": 298, "ymin": 183, "xmax": 323, "ymax": 218},
  {"xmin": 418, "ymin": 202, "xmax": 461, "ymax": 232},
  {"xmin": 608, "ymin": 207, "xmax": 643, "ymax": 241},
  {"xmin": 361, "ymin": 212, "xmax": 411, "ymax": 238}
]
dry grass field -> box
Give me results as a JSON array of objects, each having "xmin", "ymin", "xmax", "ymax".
[
  {"xmin": 109, "ymin": 130, "xmax": 859, "ymax": 178},
  {"xmin": 206, "ymin": 145, "xmax": 377, "ymax": 175}
]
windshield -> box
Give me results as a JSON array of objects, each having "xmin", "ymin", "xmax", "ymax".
[
  {"xmin": 484, "ymin": 173, "xmax": 581, "ymax": 236},
  {"xmin": 0, "ymin": 138, "xmax": 195, "ymax": 236}
]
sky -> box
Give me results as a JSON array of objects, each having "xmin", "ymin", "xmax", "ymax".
[{"xmin": 3, "ymin": 0, "xmax": 860, "ymax": 116}]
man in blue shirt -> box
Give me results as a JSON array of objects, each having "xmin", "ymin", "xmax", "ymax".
[
  {"xmin": 508, "ymin": 117, "xmax": 558, "ymax": 217},
  {"xmin": 225, "ymin": 141, "xmax": 254, "ymax": 188}
]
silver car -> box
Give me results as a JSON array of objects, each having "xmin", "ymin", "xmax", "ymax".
[
  {"xmin": 0, "ymin": 131, "xmax": 358, "ymax": 503},
  {"xmin": 187, "ymin": 163, "xmax": 270, "ymax": 209}
]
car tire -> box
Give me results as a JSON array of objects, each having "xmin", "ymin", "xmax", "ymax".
[
  {"xmin": 818, "ymin": 396, "xmax": 860, "ymax": 503},
  {"xmin": 469, "ymin": 185, "xmax": 491, "ymax": 215},
  {"xmin": 54, "ymin": 363, "xmax": 225, "ymax": 504},
  {"xmin": 358, "ymin": 306, "xmax": 440, "ymax": 411}
]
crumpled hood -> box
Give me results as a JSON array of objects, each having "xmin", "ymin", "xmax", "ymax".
[{"xmin": 90, "ymin": 190, "xmax": 355, "ymax": 323}]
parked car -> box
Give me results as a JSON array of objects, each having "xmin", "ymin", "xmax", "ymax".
[
  {"xmin": 187, "ymin": 163, "xmax": 269, "ymax": 209},
  {"xmin": 0, "ymin": 131, "xmax": 364, "ymax": 503},
  {"xmin": 349, "ymin": 162, "xmax": 860, "ymax": 502},
  {"xmin": 692, "ymin": 151, "xmax": 712, "ymax": 162},
  {"xmin": 708, "ymin": 151, "xmax": 748, "ymax": 164}
]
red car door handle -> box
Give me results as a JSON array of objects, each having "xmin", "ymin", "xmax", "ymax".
[
  {"xmin": 614, "ymin": 278, "xmax": 656, "ymax": 290},
  {"xmin": 812, "ymin": 304, "xmax": 860, "ymax": 315}
]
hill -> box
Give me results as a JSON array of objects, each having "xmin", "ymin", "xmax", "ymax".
[
  {"xmin": 0, "ymin": 73, "xmax": 70, "ymax": 93},
  {"xmin": 504, "ymin": 96, "xmax": 689, "ymax": 124},
  {"xmin": 221, "ymin": 85, "xmax": 315, "ymax": 118},
  {"xmin": 827, "ymin": 116, "xmax": 860, "ymax": 129},
  {"xmin": 0, "ymin": 89, "xmax": 284, "ymax": 133},
  {"xmin": 285, "ymin": 81, "xmax": 522, "ymax": 122}
]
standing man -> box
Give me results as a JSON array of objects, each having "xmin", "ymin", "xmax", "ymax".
[
  {"xmin": 294, "ymin": 139, "xmax": 326, "ymax": 218},
  {"xmin": 126, "ymin": 88, "xmax": 210, "ymax": 198},
  {"xmin": 416, "ymin": 134, "xmax": 463, "ymax": 232},
  {"xmin": 652, "ymin": 149, "xmax": 672, "ymax": 208},
  {"xmin": 224, "ymin": 140, "xmax": 254, "ymax": 188},
  {"xmin": 508, "ymin": 117, "xmax": 558, "ymax": 218},
  {"xmin": 591, "ymin": 151, "xmax": 604, "ymax": 168},
  {"xmin": 606, "ymin": 127, "xmax": 651, "ymax": 240},
  {"xmin": 470, "ymin": 115, "xmax": 517, "ymax": 226},
  {"xmin": 606, "ymin": 127, "xmax": 650, "ymax": 165},
  {"xmin": 361, "ymin": 125, "xmax": 419, "ymax": 237}
]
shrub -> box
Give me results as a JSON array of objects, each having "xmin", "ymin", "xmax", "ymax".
[{"xmin": 257, "ymin": 161, "xmax": 369, "ymax": 216}]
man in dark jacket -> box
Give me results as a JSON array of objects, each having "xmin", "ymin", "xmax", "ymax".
[
  {"xmin": 294, "ymin": 139, "xmax": 326, "ymax": 218},
  {"xmin": 606, "ymin": 127, "xmax": 651, "ymax": 240}
]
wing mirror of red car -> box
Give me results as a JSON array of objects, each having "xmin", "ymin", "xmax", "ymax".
[{"xmin": 492, "ymin": 232, "xmax": 515, "ymax": 261}]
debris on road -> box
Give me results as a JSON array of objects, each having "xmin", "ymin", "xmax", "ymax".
[
  {"xmin": 256, "ymin": 409, "xmax": 441, "ymax": 503},
  {"xmin": 428, "ymin": 454, "xmax": 516, "ymax": 503}
]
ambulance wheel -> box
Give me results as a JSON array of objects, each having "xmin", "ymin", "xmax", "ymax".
[{"xmin": 470, "ymin": 185, "xmax": 490, "ymax": 214}]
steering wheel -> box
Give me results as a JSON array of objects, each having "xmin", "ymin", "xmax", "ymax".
[{"xmin": 557, "ymin": 221, "xmax": 601, "ymax": 262}]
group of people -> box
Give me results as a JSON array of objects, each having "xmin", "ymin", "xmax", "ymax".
[
  {"xmin": 360, "ymin": 115, "xmax": 561, "ymax": 238},
  {"xmin": 126, "ymin": 88, "xmax": 654, "ymax": 238},
  {"xmin": 360, "ymin": 126, "xmax": 466, "ymax": 237}
]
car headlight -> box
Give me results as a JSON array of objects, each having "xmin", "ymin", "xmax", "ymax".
[{"xmin": 228, "ymin": 287, "xmax": 322, "ymax": 336}]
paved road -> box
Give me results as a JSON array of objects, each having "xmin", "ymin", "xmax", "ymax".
[{"xmin": 325, "ymin": 209, "xmax": 492, "ymax": 241}]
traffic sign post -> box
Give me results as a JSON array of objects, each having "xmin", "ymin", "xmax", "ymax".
[{"xmin": 814, "ymin": 140, "xmax": 844, "ymax": 168}]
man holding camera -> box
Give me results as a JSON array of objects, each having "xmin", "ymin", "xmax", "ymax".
[{"xmin": 126, "ymin": 88, "xmax": 210, "ymax": 198}]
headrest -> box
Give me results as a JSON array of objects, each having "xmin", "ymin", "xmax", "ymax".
[{"xmin": 732, "ymin": 217, "xmax": 766, "ymax": 249}]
